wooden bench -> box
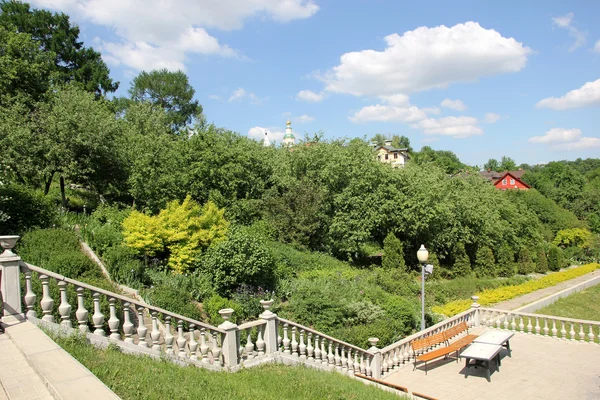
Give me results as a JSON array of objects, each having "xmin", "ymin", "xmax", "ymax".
[{"xmin": 411, "ymin": 322, "xmax": 478, "ymax": 374}]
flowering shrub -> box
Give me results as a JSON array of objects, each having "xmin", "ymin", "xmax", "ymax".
[{"xmin": 433, "ymin": 263, "xmax": 600, "ymax": 316}]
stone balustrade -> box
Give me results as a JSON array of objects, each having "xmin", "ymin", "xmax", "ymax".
[
  {"xmin": 378, "ymin": 307, "xmax": 477, "ymax": 378},
  {"xmin": 276, "ymin": 317, "xmax": 377, "ymax": 378},
  {"xmin": 477, "ymin": 307, "xmax": 600, "ymax": 344}
]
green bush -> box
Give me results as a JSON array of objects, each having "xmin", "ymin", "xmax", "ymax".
[
  {"xmin": 145, "ymin": 285, "xmax": 203, "ymax": 322},
  {"xmin": 563, "ymin": 246, "xmax": 585, "ymax": 263},
  {"xmin": 201, "ymin": 230, "xmax": 276, "ymax": 296},
  {"xmin": 535, "ymin": 249, "xmax": 549, "ymax": 273},
  {"xmin": 427, "ymin": 275, "xmax": 528, "ymax": 305},
  {"xmin": 495, "ymin": 244, "xmax": 516, "ymax": 277},
  {"xmin": 146, "ymin": 270, "xmax": 215, "ymax": 303},
  {"xmin": 382, "ymin": 232, "xmax": 405, "ymax": 271},
  {"xmin": 448, "ymin": 242, "xmax": 472, "ymax": 278},
  {"xmin": 102, "ymin": 245, "xmax": 147, "ymax": 286},
  {"xmin": 474, "ymin": 246, "xmax": 496, "ymax": 277},
  {"xmin": 548, "ymin": 245, "xmax": 564, "ymax": 271},
  {"xmin": 517, "ymin": 248, "xmax": 536, "ymax": 275},
  {"xmin": 0, "ymin": 183, "xmax": 56, "ymax": 235},
  {"xmin": 203, "ymin": 294, "xmax": 243, "ymax": 325}
]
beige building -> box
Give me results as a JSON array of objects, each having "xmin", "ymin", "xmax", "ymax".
[{"xmin": 373, "ymin": 140, "xmax": 409, "ymax": 167}]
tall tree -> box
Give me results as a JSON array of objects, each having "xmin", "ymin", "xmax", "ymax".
[
  {"xmin": 126, "ymin": 69, "xmax": 202, "ymax": 131},
  {"xmin": 500, "ymin": 156, "xmax": 517, "ymax": 171},
  {"xmin": 483, "ymin": 158, "xmax": 500, "ymax": 171},
  {"xmin": 0, "ymin": 0, "xmax": 118, "ymax": 96},
  {"xmin": 382, "ymin": 232, "xmax": 406, "ymax": 271}
]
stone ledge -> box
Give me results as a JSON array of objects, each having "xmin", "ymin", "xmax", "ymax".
[{"xmin": 3, "ymin": 319, "xmax": 120, "ymax": 400}]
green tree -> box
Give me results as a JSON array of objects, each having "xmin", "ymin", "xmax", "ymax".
[
  {"xmin": 0, "ymin": 0, "xmax": 118, "ymax": 95},
  {"xmin": 495, "ymin": 244, "xmax": 515, "ymax": 277},
  {"xmin": 474, "ymin": 246, "xmax": 495, "ymax": 277},
  {"xmin": 449, "ymin": 242, "xmax": 471, "ymax": 278},
  {"xmin": 414, "ymin": 146, "xmax": 465, "ymax": 174},
  {"xmin": 382, "ymin": 232, "xmax": 406, "ymax": 271},
  {"xmin": 125, "ymin": 69, "xmax": 202, "ymax": 131},
  {"xmin": 535, "ymin": 248, "xmax": 548, "ymax": 273},
  {"xmin": 517, "ymin": 248, "xmax": 535, "ymax": 275},
  {"xmin": 500, "ymin": 156, "xmax": 517, "ymax": 171},
  {"xmin": 391, "ymin": 135, "xmax": 413, "ymax": 152},
  {"xmin": 547, "ymin": 245, "xmax": 564, "ymax": 271},
  {"xmin": 483, "ymin": 158, "xmax": 500, "ymax": 172}
]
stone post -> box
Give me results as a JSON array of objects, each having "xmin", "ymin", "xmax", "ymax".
[
  {"xmin": 259, "ymin": 299, "xmax": 278, "ymax": 354},
  {"xmin": 218, "ymin": 308, "xmax": 239, "ymax": 369},
  {"xmin": 0, "ymin": 236, "xmax": 23, "ymax": 322},
  {"xmin": 368, "ymin": 337, "xmax": 382, "ymax": 379},
  {"xmin": 471, "ymin": 295, "xmax": 481, "ymax": 327}
]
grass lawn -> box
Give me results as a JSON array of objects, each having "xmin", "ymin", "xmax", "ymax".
[
  {"xmin": 52, "ymin": 334, "xmax": 404, "ymax": 400},
  {"xmin": 536, "ymin": 284, "xmax": 600, "ymax": 321}
]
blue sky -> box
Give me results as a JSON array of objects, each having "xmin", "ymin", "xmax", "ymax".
[{"xmin": 31, "ymin": 0, "xmax": 600, "ymax": 166}]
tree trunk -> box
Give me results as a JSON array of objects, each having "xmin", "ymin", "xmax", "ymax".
[
  {"xmin": 59, "ymin": 175, "xmax": 67, "ymax": 209},
  {"xmin": 44, "ymin": 171, "xmax": 55, "ymax": 195}
]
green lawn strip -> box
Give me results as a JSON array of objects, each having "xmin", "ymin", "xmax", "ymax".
[{"xmin": 52, "ymin": 335, "xmax": 404, "ymax": 400}]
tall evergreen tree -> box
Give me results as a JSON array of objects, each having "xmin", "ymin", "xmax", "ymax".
[
  {"xmin": 382, "ymin": 232, "xmax": 406, "ymax": 271},
  {"xmin": 474, "ymin": 246, "xmax": 496, "ymax": 277},
  {"xmin": 495, "ymin": 244, "xmax": 515, "ymax": 277}
]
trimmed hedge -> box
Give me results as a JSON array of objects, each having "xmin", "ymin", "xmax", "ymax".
[{"xmin": 432, "ymin": 263, "xmax": 600, "ymax": 317}]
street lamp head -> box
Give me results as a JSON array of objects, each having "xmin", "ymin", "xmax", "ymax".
[
  {"xmin": 417, "ymin": 244, "xmax": 429, "ymax": 263},
  {"xmin": 425, "ymin": 264, "xmax": 434, "ymax": 275}
]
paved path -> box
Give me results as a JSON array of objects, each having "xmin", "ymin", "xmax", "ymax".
[
  {"xmin": 0, "ymin": 332, "xmax": 53, "ymax": 400},
  {"xmin": 492, "ymin": 268, "xmax": 600, "ymax": 310}
]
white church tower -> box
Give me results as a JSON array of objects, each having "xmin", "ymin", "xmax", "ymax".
[
  {"xmin": 263, "ymin": 131, "xmax": 270, "ymax": 147},
  {"xmin": 283, "ymin": 119, "xmax": 295, "ymax": 147}
]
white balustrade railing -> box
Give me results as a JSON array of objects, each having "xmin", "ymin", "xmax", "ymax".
[
  {"xmin": 378, "ymin": 308, "xmax": 477, "ymax": 378},
  {"xmin": 237, "ymin": 319, "xmax": 268, "ymax": 364},
  {"xmin": 478, "ymin": 307, "xmax": 600, "ymax": 344},
  {"xmin": 276, "ymin": 317, "xmax": 376, "ymax": 378},
  {"xmin": 21, "ymin": 262, "xmax": 227, "ymax": 368}
]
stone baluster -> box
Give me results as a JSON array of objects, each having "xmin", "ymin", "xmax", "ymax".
[
  {"xmin": 164, "ymin": 316, "xmax": 174, "ymax": 355},
  {"xmin": 551, "ymin": 319, "xmax": 558, "ymax": 339},
  {"xmin": 211, "ymin": 332, "xmax": 222, "ymax": 367},
  {"xmin": 518, "ymin": 316, "xmax": 524, "ymax": 332},
  {"xmin": 314, "ymin": 335, "xmax": 321, "ymax": 363},
  {"xmin": 282, "ymin": 324, "xmax": 291, "ymax": 354},
  {"xmin": 291, "ymin": 326, "xmax": 298, "ymax": 357},
  {"xmin": 392, "ymin": 348, "xmax": 400, "ymax": 370},
  {"xmin": 256, "ymin": 325, "xmax": 265, "ymax": 357},
  {"xmin": 569, "ymin": 323, "xmax": 576, "ymax": 341},
  {"xmin": 510, "ymin": 315, "xmax": 517, "ymax": 332},
  {"xmin": 150, "ymin": 311, "xmax": 161, "ymax": 351},
  {"xmin": 527, "ymin": 317, "xmax": 533, "ymax": 334},
  {"xmin": 92, "ymin": 292, "xmax": 104, "ymax": 336},
  {"xmin": 543, "ymin": 318, "xmax": 549, "ymax": 337},
  {"xmin": 534, "ymin": 317, "xmax": 540, "ymax": 335},
  {"xmin": 299, "ymin": 329, "xmax": 306, "ymax": 362},
  {"xmin": 189, "ymin": 325, "xmax": 198, "ymax": 361},
  {"xmin": 122, "ymin": 302, "xmax": 134, "ymax": 344},
  {"xmin": 136, "ymin": 306, "xmax": 148, "ymax": 347},
  {"xmin": 354, "ymin": 351, "xmax": 361, "ymax": 375},
  {"xmin": 306, "ymin": 332, "xmax": 314, "ymax": 362},
  {"xmin": 578, "ymin": 324, "xmax": 585, "ymax": 343},
  {"xmin": 245, "ymin": 329, "xmax": 255, "ymax": 360},
  {"xmin": 334, "ymin": 343, "xmax": 342, "ymax": 371},
  {"xmin": 360, "ymin": 353, "xmax": 366, "ymax": 375},
  {"xmin": 75, "ymin": 287, "xmax": 88, "ymax": 333},
  {"xmin": 327, "ymin": 340, "xmax": 335, "ymax": 369},
  {"xmin": 403, "ymin": 344, "xmax": 410, "ymax": 365},
  {"xmin": 57, "ymin": 281, "xmax": 72, "ymax": 328},
  {"xmin": 496, "ymin": 315, "xmax": 502, "ymax": 329},
  {"xmin": 381, "ymin": 351, "xmax": 388, "ymax": 373},
  {"xmin": 588, "ymin": 324, "xmax": 595, "ymax": 343},
  {"xmin": 40, "ymin": 274, "xmax": 54, "ymax": 323},
  {"xmin": 108, "ymin": 298, "xmax": 120, "ymax": 340},
  {"xmin": 200, "ymin": 329, "xmax": 210, "ymax": 363},
  {"xmin": 504, "ymin": 315, "xmax": 510, "ymax": 330},
  {"xmin": 345, "ymin": 348, "xmax": 353, "ymax": 375},
  {"xmin": 321, "ymin": 338, "xmax": 328, "ymax": 366},
  {"xmin": 23, "ymin": 269, "xmax": 37, "ymax": 318},
  {"xmin": 342, "ymin": 346, "xmax": 349, "ymax": 373},
  {"xmin": 561, "ymin": 321, "xmax": 567, "ymax": 340},
  {"xmin": 365, "ymin": 354, "xmax": 372, "ymax": 377},
  {"xmin": 177, "ymin": 320, "xmax": 187, "ymax": 358}
]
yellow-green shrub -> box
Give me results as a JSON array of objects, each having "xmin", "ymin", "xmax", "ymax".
[
  {"xmin": 553, "ymin": 228, "xmax": 593, "ymax": 249},
  {"xmin": 433, "ymin": 263, "xmax": 600, "ymax": 317},
  {"xmin": 122, "ymin": 196, "xmax": 229, "ymax": 273}
]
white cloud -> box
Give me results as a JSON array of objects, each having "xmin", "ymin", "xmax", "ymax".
[
  {"xmin": 484, "ymin": 113, "xmax": 501, "ymax": 123},
  {"xmin": 422, "ymin": 137, "xmax": 439, "ymax": 143},
  {"xmin": 441, "ymin": 99, "xmax": 468, "ymax": 111},
  {"xmin": 552, "ymin": 12, "xmax": 586, "ymax": 52},
  {"xmin": 559, "ymin": 137, "xmax": 600, "ymax": 150},
  {"xmin": 228, "ymin": 88, "xmax": 265, "ymax": 104},
  {"xmin": 30, "ymin": 0, "xmax": 318, "ymax": 71},
  {"xmin": 422, "ymin": 107, "xmax": 441, "ymax": 115},
  {"xmin": 528, "ymin": 128, "xmax": 582, "ymax": 144},
  {"xmin": 349, "ymin": 96, "xmax": 427, "ymax": 123},
  {"xmin": 411, "ymin": 116, "xmax": 483, "ymax": 138},
  {"xmin": 208, "ymin": 94, "xmax": 222, "ymax": 101},
  {"xmin": 297, "ymin": 90, "xmax": 325, "ymax": 103},
  {"xmin": 322, "ymin": 22, "xmax": 530, "ymax": 97},
  {"xmin": 594, "ymin": 40, "xmax": 600, "ymax": 54},
  {"xmin": 292, "ymin": 115, "xmax": 315, "ymax": 123},
  {"xmin": 536, "ymin": 79, "xmax": 600, "ymax": 110},
  {"xmin": 248, "ymin": 126, "xmax": 284, "ymax": 143}
]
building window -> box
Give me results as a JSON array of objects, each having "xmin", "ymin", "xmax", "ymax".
[
  {"xmin": 510, "ymin": 178, "xmax": 515, "ymax": 185},
  {"xmin": 385, "ymin": 154, "xmax": 389, "ymax": 160},
  {"xmin": 502, "ymin": 179, "xmax": 507, "ymax": 185},
  {"xmin": 394, "ymin": 153, "xmax": 398, "ymax": 159}
]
